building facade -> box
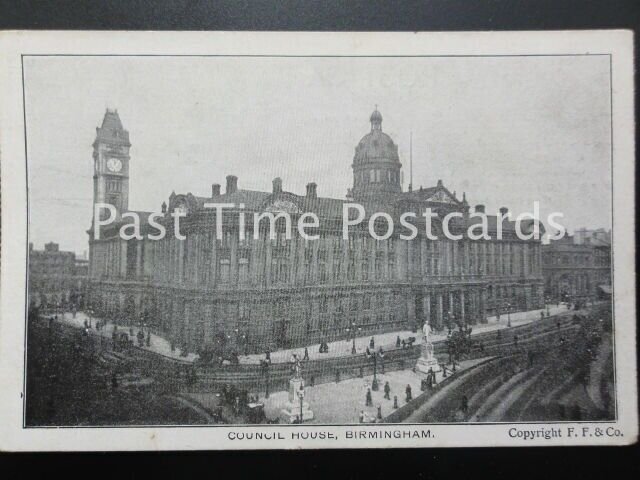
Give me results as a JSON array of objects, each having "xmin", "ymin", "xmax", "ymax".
[
  {"xmin": 28, "ymin": 242, "xmax": 89, "ymax": 309},
  {"xmin": 88, "ymin": 109, "xmax": 545, "ymax": 354},
  {"xmin": 542, "ymin": 228, "xmax": 612, "ymax": 302}
]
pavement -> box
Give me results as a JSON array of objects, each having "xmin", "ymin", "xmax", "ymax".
[
  {"xmin": 52, "ymin": 311, "xmax": 198, "ymax": 362},
  {"xmin": 50, "ymin": 303, "xmax": 572, "ymax": 366},
  {"xmin": 260, "ymin": 357, "xmax": 489, "ymax": 424},
  {"xmin": 239, "ymin": 303, "xmax": 571, "ymax": 365}
]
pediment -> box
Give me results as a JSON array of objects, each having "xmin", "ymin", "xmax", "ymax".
[
  {"xmin": 262, "ymin": 193, "xmax": 302, "ymax": 214},
  {"xmin": 426, "ymin": 189, "xmax": 457, "ymax": 204}
]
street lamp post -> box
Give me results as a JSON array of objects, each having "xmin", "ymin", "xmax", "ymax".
[
  {"xmin": 507, "ymin": 303, "xmax": 512, "ymax": 328},
  {"xmin": 348, "ymin": 322, "xmax": 359, "ymax": 355},
  {"xmin": 262, "ymin": 358, "xmax": 271, "ymax": 398},
  {"xmin": 546, "ymin": 296, "xmax": 550, "ymax": 317},
  {"xmin": 371, "ymin": 351, "xmax": 379, "ymax": 391},
  {"xmin": 297, "ymin": 386, "xmax": 305, "ymax": 423}
]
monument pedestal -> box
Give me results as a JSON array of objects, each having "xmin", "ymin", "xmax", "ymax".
[
  {"xmin": 415, "ymin": 342, "xmax": 442, "ymax": 374},
  {"xmin": 281, "ymin": 378, "xmax": 314, "ymax": 423}
]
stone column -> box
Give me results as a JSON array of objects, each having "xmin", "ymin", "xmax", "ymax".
[
  {"xmin": 423, "ymin": 292, "xmax": 431, "ymax": 325},
  {"xmin": 135, "ymin": 241, "xmax": 143, "ymax": 278},
  {"xmin": 449, "ymin": 291, "xmax": 455, "ymax": 321},
  {"xmin": 437, "ymin": 293, "xmax": 444, "ymax": 329},
  {"xmin": 481, "ymin": 288, "xmax": 488, "ymax": 323},
  {"xmin": 460, "ymin": 290, "xmax": 466, "ymax": 323},
  {"xmin": 406, "ymin": 291, "xmax": 416, "ymax": 329},
  {"xmin": 265, "ymin": 240, "xmax": 272, "ymax": 287}
]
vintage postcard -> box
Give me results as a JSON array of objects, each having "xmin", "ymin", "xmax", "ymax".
[{"xmin": 0, "ymin": 30, "xmax": 636, "ymax": 450}]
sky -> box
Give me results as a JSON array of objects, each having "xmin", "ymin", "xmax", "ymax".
[{"xmin": 23, "ymin": 55, "xmax": 612, "ymax": 255}]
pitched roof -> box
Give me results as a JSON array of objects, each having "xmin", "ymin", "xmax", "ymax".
[{"xmin": 94, "ymin": 109, "xmax": 130, "ymax": 146}]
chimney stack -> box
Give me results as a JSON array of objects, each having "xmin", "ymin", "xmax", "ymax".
[
  {"xmin": 211, "ymin": 183, "xmax": 221, "ymax": 197},
  {"xmin": 475, "ymin": 204, "xmax": 485, "ymax": 213},
  {"xmin": 306, "ymin": 182, "xmax": 317, "ymax": 199},
  {"xmin": 273, "ymin": 177, "xmax": 282, "ymax": 194},
  {"xmin": 226, "ymin": 175, "xmax": 238, "ymax": 194},
  {"xmin": 499, "ymin": 206, "xmax": 509, "ymax": 217}
]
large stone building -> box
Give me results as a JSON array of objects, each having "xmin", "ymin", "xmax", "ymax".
[
  {"xmin": 28, "ymin": 242, "xmax": 89, "ymax": 309},
  {"xmin": 542, "ymin": 228, "xmax": 612, "ymax": 302},
  {"xmin": 88, "ymin": 109, "xmax": 545, "ymax": 354}
]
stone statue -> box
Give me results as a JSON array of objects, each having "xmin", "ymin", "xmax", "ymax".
[
  {"xmin": 422, "ymin": 320, "xmax": 431, "ymax": 344},
  {"xmin": 293, "ymin": 355, "xmax": 302, "ymax": 379},
  {"xmin": 417, "ymin": 318, "xmax": 441, "ymax": 374}
]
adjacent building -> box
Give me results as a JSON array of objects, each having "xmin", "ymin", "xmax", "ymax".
[
  {"xmin": 87, "ymin": 109, "xmax": 545, "ymax": 354},
  {"xmin": 542, "ymin": 228, "xmax": 612, "ymax": 302},
  {"xmin": 28, "ymin": 242, "xmax": 89, "ymax": 309}
]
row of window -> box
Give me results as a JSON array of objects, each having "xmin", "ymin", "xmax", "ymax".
[
  {"xmin": 356, "ymin": 168, "xmax": 399, "ymax": 185},
  {"xmin": 544, "ymin": 252, "xmax": 611, "ymax": 267}
]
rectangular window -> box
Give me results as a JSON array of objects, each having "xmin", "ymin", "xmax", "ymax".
[
  {"xmin": 238, "ymin": 257, "xmax": 249, "ymax": 284},
  {"xmin": 319, "ymin": 296, "xmax": 328, "ymax": 313},
  {"xmin": 347, "ymin": 257, "xmax": 356, "ymax": 281},
  {"xmin": 219, "ymin": 258, "xmax": 230, "ymax": 283},
  {"xmin": 375, "ymin": 251, "xmax": 384, "ymax": 280}
]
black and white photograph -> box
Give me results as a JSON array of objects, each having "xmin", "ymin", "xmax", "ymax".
[{"xmin": 0, "ymin": 30, "xmax": 636, "ymax": 450}]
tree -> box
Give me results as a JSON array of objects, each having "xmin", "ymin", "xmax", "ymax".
[{"xmin": 446, "ymin": 330, "xmax": 473, "ymax": 362}]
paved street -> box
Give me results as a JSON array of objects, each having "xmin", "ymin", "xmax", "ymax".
[
  {"xmin": 54, "ymin": 311, "xmax": 198, "ymax": 362},
  {"xmin": 239, "ymin": 303, "xmax": 571, "ymax": 364},
  {"xmin": 260, "ymin": 358, "xmax": 487, "ymax": 424},
  {"xmin": 52, "ymin": 304, "xmax": 572, "ymax": 366}
]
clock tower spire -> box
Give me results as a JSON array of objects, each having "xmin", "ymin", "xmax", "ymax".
[{"xmin": 92, "ymin": 108, "xmax": 131, "ymax": 220}]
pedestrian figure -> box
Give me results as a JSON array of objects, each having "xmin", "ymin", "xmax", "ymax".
[
  {"xmin": 170, "ymin": 340, "xmax": 175, "ymax": 352},
  {"xmin": 365, "ymin": 347, "xmax": 371, "ymax": 357},
  {"xmin": 393, "ymin": 395, "xmax": 398, "ymax": 409},
  {"xmin": 405, "ymin": 384, "xmax": 412, "ymax": 402},
  {"xmin": 129, "ymin": 327, "xmax": 134, "ymax": 337},
  {"xmin": 365, "ymin": 388, "xmax": 373, "ymax": 406},
  {"xmin": 111, "ymin": 372, "xmax": 118, "ymax": 389},
  {"xmin": 335, "ymin": 369, "xmax": 340, "ymax": 383},
  {"xmin": 377, "ymin": 405, "xmax": 382, "ymax": 420},
  {"xmin": 146, "ymin": 330, "xmax": 151, "ymax": 347},
  {"xmin": 514, "ymin": 335, "xmax": 519, "ymax": 348},
  {"xmin": 401, "ymin": 339, "xmax": 406, "ymax": 349},
  {"xmin": 359, "ymin": 410, "xmax": 365, "ymax": 423},
  {"xmin": 461, "ymin": 395, "xmax": 469, "ymax": 415},
  {"xmin": 396, "ymin": 335, "xmax": 401, "ymax": 348},
  {"xmin": 369, "ymin": 337, "xmax": 375, "ymax": 349},
  {"xmin": 384, "ymin": 381, "xmax": 391, "ymax": 400},
  {"xmin": 303, "ymin": 347, "xmax": 309, "ymax": 360},
  {"xmin": 540, "ymin": 311, "xmax": 545, "ymax": 320}
]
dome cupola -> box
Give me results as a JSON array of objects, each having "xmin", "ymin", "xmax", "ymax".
[{"xmin": 349, "ymin": 108, "xmax": 403, "ymax": 200}]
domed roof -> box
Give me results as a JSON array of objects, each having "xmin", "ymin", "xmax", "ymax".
[{"xmin": 354, "ymin": 109, "xmax": 400, "ymax": 164}]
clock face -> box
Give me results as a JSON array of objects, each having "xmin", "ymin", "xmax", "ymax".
[{"xmin": 106, "ymin": 157, "xmax": 123, "ymax": 173}]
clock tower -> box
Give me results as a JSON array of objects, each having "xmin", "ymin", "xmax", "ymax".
[{"xmin": 92, "ymin": 108, "xmax": 131, "ymax": 220}]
